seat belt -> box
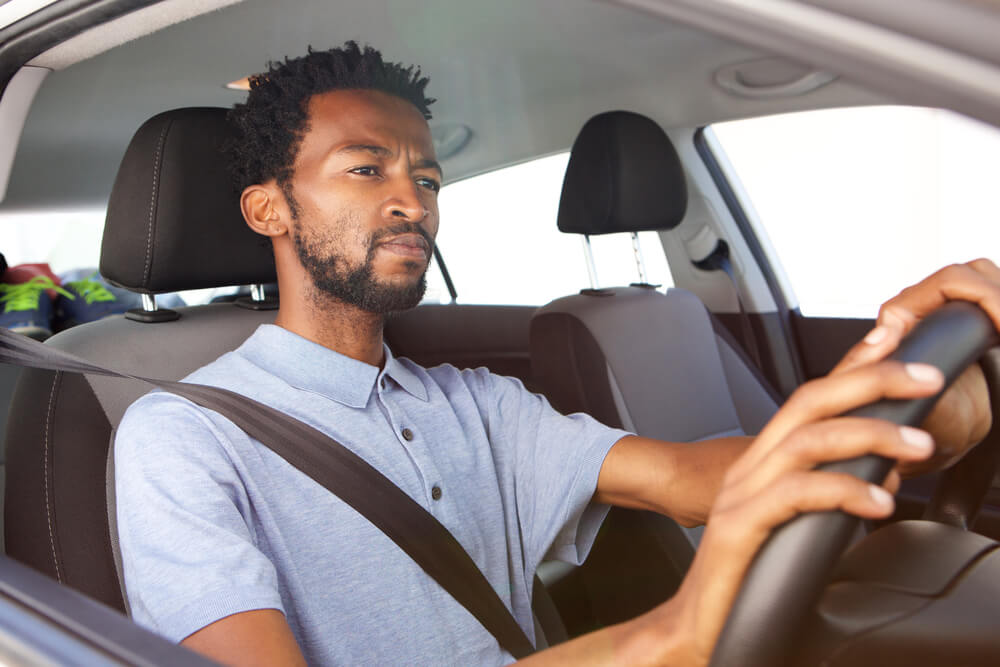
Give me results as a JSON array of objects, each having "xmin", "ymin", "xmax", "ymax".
[
  {"xmin": 692, "ymin": 238, "xmax": 764, "ymax": 370},
  {"xmin": 0, "ymin": 328, "xmax": 536, "ymax": 660}
]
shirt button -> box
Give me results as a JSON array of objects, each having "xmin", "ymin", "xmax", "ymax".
[
  {"xmin": 380, "ymin": 378, "xmax": 386, "ymax": 390},
  {"xmin": 431, "ymin": 485, "xmax": 442, "ymax": 501},
  {"xmin": 401, "ymin": 428, "xmax": 414, "ymax": 441}
]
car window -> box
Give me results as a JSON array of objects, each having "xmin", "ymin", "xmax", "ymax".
[
  {"xmin": 0, "ymin": 154, "xmax": 675, "ymax": 309},
  {"xmin": 0, "ymin": 208, "xmax": 104, "ymax": 273},
  {"xmin": 711, "ymin": 106, "xmax": 1000, "ymax": 318},
  {"xmin": 0, "ymin": 208, "xmax": 240, "ymax": 306},
  {"xmin": 434, "ymin": 152, "xmax": 672, "ymax": 305}
]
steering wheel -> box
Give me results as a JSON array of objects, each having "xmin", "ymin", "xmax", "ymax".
[{"xmin": 709, "ymin": 302, "xmax": 1000, "ymax": 667}]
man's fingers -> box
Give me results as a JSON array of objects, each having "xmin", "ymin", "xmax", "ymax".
[
  {"xmin": 882, "ymin": 260, "xmax": 1000, "ymax": 331},
  {"xmin": 833, "ymin": 259, "xmax": 1000, "ymax": 376},
  {"xmin": 778, "ymin": 419, "xmax": 934, "ymax": 469},
  {"xmin": 711, "ymin": 470, "xmax": 896, "ymax": 550},
  {"xmin": 883, "ymin": 468, "xmax": 902, "ymax": 495},
  {"xmin": 732, "ymin": 361, "xmax": 943, "ymax": 477},
  {"xmin": 831, "ymin": 309, "xmax": 907, "ymax": 375},
  {"xmin": 731, "ymin": 418, "xmax": 932, "ymax": 495}
]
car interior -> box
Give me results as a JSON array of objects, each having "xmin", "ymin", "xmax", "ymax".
[{"xmin": 1, "ymin": 0, "xmax": 1000, "ymax": 664}]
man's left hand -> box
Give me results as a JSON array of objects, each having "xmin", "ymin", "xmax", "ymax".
[{"xmin": 830, "ymin": 258, "xmax": 1000, "ymax": 475}]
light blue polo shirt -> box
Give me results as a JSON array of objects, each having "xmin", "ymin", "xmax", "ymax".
[{"xmin": 114, "ymin": 324, "xmax": 629, "ymax": 665}]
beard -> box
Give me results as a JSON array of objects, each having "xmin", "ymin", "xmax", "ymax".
[{"xmin": 291, "ymin": 217, "xmax": 431, "ymax": 315}]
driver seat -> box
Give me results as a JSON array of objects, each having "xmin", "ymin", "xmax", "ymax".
[
  {"xmin": 4, "ymin": 107, "xmax": 278, "ymax": 613},
  {"xmin": 3, "ymin": 106, "xmax": 567, "ymax": 647}
]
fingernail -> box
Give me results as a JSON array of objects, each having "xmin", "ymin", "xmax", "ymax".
[
  {"xmin": 869, "ymin": 485, "xmax": 894, "ymax": 510},
  {"xmin": 900, "ymin": 426, "xmax": 933, "ymax": 453},
  {"xmin": 905, "ymin": 363, "xmax": 943, "ymax": 384},
  {"xmin": 864, "ymin": 326, "xmax": 888, "ymax": 345}
]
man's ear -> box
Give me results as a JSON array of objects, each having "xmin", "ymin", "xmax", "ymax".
[{"xmin": 241, "ymin": 184, "xmax": 288, "ymax": 238}]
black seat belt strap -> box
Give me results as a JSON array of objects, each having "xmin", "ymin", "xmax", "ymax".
[
  {"xmin": 0, "ymin": 328, "xmax": 535, "ymax": 659},
  {"xmin": 693, "ymin": 238, "xmax": 764, "ymax": 370}
]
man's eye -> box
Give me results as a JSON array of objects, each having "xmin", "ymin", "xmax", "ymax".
[
  {"xmin": 350, "ymin": 166, "xmax": 380, "ymax": 176},
  {"xmin": 417, "ymin": 177, "xmax": 440, "ymax": 192}
]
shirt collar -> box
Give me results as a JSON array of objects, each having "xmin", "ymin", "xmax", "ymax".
[
  {"xmin": 382, "ymin": 349, "xmax": 428, "ymax": 402},
  {"xmin": 236, "ymin": 324, "xmax": 427, "ymax": 407}
]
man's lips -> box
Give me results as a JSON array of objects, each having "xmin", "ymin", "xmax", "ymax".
[{"xmin": 378, "ymin": 233, "xmax": 430, "ymax": 259}]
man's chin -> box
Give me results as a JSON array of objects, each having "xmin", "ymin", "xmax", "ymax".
[{"xmin": 356, "ymin": 276, "xmax": 428, "ymax": 314}]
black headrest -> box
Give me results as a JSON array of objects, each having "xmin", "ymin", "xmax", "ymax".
[
  {"xmin": 557, "ymin": 111, "xmax": 687, "ymax": 236},
  {"xmin": 100, "ymin": 107, "xmax": 276, "ymax": 293}
]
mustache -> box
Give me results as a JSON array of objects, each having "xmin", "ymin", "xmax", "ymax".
[{"xmin": 369, "ymin": 222, "xmax": 435, "ymax": 250}]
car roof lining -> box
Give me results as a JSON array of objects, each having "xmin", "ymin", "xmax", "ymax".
[
  {"xmin": 27, "ymin": 0, "xmax": 243, "ymax": 70},
  {"xmin": 1, "ymin": 0, "xmax": 893, "ymax": 212}
]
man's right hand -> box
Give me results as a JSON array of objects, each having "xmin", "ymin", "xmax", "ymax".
[
  {"xmin": 520, "ymin": 355, "xmax": 944, "ymax": 666},
  {"xmin": 658, "ymin": 356, "xmax": 943, "ymax": 665}
]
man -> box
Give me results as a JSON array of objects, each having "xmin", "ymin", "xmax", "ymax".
[{"xmin": 114, "ymin": 43, "xmax": 1000, "ymax": 666}]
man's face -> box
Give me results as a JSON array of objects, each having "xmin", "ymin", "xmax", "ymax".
[{"xmin": 281, "ymin": 89, "xmax": 441, "ymax": 314}]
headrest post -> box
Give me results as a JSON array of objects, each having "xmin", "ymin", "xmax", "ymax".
[
  {"xmin": 581, "ymin": 235, "xmax": 600, "ymax": 289},
  {"xmin": 630, "ymin": 231, "xmax": 648, "ymax": 285},
  {"xmin": 250, "ymin": 283, "xmax": 266, "ymax": 302},
  {"xmin": 125, "ymin": 292, "xmax": 180, "ymax": 323}
]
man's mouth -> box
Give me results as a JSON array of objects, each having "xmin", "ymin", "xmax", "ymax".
[{"xmin": 378, "ymin": 233, "xmax": 431, "ymax": 260}]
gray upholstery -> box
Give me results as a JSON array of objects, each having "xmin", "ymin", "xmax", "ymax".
[
  {"xmin": 531, "ymin": 287, "xmax": 779, "ymax": 441},
  {"xmin": 715, "ymin": 329, "xmax": 782, "ymax": 436},
  {"xmin": 4, "ymin": 304, "xmax": 275, "ymax": 612},
  {"xmin": 47, "ymin": 304, "xmax": 276, "ymax": 426}
]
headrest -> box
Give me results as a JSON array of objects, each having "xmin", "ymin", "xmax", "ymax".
[
  {"xmin": 557, "ymin": 111, "xmax": 687, "ymax": 236},
  {"xmin": 100, "ymin": 107, "xmax": 276, "ymax": 293}
]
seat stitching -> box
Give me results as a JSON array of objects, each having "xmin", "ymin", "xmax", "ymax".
[
  {"xmin": 44, "ymin": 372, "xmax": 63, "ymax": 582},
  {"xmin": 144, "ymin": 121, "xmax": 171, "ymax": 286}
]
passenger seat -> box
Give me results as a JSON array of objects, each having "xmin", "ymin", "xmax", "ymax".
[{"xmin": 529, "ymin": 111, "xmax": 781, "ymax": 626}]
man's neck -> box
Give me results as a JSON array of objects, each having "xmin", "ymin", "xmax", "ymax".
[{"xmin": 273, "ymin": 288, "xmax": 386, "ymax": 368}]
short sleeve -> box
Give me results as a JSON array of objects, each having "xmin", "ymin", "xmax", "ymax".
[
  {"xmin": 114, "ymin": 393, "xmax": 285, "ymax": 642},
  {"xmin": 484, "ymin": 373, "xmax": 631, "ymax": 567}
]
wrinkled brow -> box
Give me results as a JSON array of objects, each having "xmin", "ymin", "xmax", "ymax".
[
  {"xmin": 337, "ymin": 144, "xmax": 393, "ymax": 158},
  {"xmin": 338, "ymin": 144, "xmax": 443, "ymax": 177}
]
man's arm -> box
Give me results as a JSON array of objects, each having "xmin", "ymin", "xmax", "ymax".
[
  {"xmin": 521, "ymin": 350, "xmax": 944, "ymax": 665},
  {"xmin": 182, "ymin": 610, "xmax": 306, "ymax": 667},
  {"xmin": 594, "ymin": 435, "xmax": 751, "ymax": 527},
  {"xmin": 596, "ymin": 260, "xmax": 1000, "ymax": 527},
  {"xmin": 186, "ymin": 260, "xmax": 1000, "ymax": 665}
]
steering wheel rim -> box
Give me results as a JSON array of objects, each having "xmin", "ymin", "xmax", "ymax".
[{"xmin": 709, "ymin": 302, "xmax": 1000, "ymax": 667}]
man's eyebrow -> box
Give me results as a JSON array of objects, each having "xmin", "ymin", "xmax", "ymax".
[
  {"xmin": 336, "ymin": 144, "xmax": 393, "ymax": 158},
  {"xmin": 334, "ymin": 144, "xmax": 443, "ymax": 177},
  {"xmin": 415, "ymin": 157, "xmax": 444, "ymax": 178}
]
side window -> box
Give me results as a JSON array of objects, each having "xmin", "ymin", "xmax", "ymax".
[
  {"xmin": 432, "ymin": 153, "xmax": 672, "ymax": 305},
  {"xmin": 711, "ymin": 106, "xmax": 1000, "ymax": 317},
  {"xmin": 0, "ymin": 208, "xmax": 105, "ymax": 272},
  {"xmin": 0, "ymin": 209, "xmax": 238, "ymax": 306}
]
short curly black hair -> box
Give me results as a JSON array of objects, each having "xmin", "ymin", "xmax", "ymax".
[{"xmin": 227, "ymin": 42, "xmax": 435, "ymax": 192}]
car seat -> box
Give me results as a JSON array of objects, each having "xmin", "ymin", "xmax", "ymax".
[
  {"xmin": 4, "ymin": 107, "xmax": 280, "ymax": 612},
  {"xmin": 529, "ymin": 111, "xmax": 782, "ymax": 623}
]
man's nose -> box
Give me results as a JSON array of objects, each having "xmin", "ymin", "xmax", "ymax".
[{"xmin": 383, "ymin": 181, "xmax": 428, "ymax": 221}]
